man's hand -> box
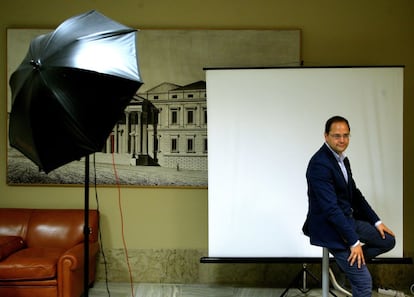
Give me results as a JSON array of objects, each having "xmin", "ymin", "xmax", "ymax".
[
  {"xmin": 376, "ymin": 223, "xmax": 395, "ymax": 239},
  {"xmin": 348, "ymin": 243, "xmax": 365, "ymax": 269}
]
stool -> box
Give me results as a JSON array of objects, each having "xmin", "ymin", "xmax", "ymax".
[
  {"xmin": 322, "ymin": 247, "xmax": 330, "ymax": 297},
  {"xmin": 324, "ymin": 247, "xmax": 353, "ymax": 297}
]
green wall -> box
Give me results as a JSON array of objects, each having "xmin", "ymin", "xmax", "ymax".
[{"xmin": 1, "ymin": 0, "xmax": 413, "ymax": 288}]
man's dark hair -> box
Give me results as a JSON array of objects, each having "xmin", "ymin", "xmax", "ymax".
[{"xmin": 325, "ymin": 116, "xmax": 350, "ymax": 134}]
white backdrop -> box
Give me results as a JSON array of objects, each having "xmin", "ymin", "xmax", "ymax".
[{"xmin": 206, "ymin": 67, "xmax": 403, "ymax": 258}]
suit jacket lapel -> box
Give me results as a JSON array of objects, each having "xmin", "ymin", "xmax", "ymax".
[
  {"xmin": 343, "ymin": 157, "xmax": 351, "ymax": 181},
  {"xmin": 343, "ymin": 157, "xmax": 353, "ymax": 195}
]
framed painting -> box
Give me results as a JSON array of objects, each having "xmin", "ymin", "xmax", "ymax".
[{"xmin": 6, "ymin": 28, "xmax": 301, "ymax": 187}]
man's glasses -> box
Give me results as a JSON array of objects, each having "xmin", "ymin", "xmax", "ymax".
[{"xmin": 329, "ymin": 133, "xmax": 351, "ymax": 140}]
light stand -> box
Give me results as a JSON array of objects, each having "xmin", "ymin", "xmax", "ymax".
[{"xmin": 83, "ymin": 155, "xmax": 90, "ymax": 297}]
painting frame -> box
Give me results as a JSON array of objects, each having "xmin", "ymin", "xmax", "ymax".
[{"xmin": 6, "ymin": 28, "xmax": 301, "ymax": 187}]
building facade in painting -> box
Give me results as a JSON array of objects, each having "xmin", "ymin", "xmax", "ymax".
[{"xmin": 105, "ymin": 81, "xmax": 207, "ymax": 171}]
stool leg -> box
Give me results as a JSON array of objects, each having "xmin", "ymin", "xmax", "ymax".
[{"xmin": 322, "ymin": 247, "xmax": 330, "ymax": 297}]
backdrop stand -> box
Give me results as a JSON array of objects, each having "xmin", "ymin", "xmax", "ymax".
[{"xmin": 279, "ymin": 263, "xmax": 328, "ymax": 297}]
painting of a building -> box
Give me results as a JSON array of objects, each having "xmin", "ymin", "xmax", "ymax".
[{"xmin": 102, "ymin": 80, "xmax": 207, "ymax": 171}]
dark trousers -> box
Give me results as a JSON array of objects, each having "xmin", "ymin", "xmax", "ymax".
[{"xmin": 329, "ymin": 219, "xmax": 396, "ymax": 297}]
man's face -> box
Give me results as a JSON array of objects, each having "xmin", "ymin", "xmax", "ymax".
[{"xmin": 324, "ymin": 121, "xmax": 350, "ymax": 155}]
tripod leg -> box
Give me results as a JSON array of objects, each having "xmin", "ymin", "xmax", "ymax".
[
  {"xmin": 280, "ymin": 263, "xmax": 339, "ymax": 297},
  {"xmin": 298, "ymin": 265, "xmax": 320, "ymax": 293},
  {"xmin": 279, "ymin": 268, "xmax": 305, "ymax": 297}
]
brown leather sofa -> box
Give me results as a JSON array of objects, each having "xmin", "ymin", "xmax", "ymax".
[{"xmin": 0, "ymin": 208, "xmax": 99, "ymax": 297}]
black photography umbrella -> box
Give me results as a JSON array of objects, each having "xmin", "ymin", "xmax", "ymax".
[{"xmin": 8, "ymin": 10, "xmax": 143, "ymax": 297}]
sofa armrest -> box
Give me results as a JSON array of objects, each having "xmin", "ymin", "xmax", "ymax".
[{"xmin": 57, "ymin": 241, "xmax": 99, "ymax": 297}]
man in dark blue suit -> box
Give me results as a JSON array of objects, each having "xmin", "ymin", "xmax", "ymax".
[{"xmin": 303, "ymin": 116, "xmax": 395, "ymax": 297}]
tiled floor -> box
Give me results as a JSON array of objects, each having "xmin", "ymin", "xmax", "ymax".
[{"xmin": 88, "ymin": 282, "xmax": 386, "ymax": 297}]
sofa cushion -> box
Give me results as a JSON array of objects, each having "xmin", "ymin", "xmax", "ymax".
[
  {"xmin": 0, "ymin": 209, "xmax": 32, "ymax": 238},
  {"xmin": 26, "ymin": 209, "xmax": 90, "ymax": 249},
  {"xmin": 0, "ymin": 247, "xmax": 64, "ymax": 281},
  {"xmin": 0, "ymin": 236, "xmax": 25, "ymax": 260}
]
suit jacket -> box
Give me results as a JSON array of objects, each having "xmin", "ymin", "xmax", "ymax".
[{"xmin": 302, "ymin": 143, "xmax": 380, "ymax": 250}]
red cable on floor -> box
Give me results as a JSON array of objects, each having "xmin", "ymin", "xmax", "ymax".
[{"xmin": 112, "ymin": 152, "xmax": 135, "ymax": 297}]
